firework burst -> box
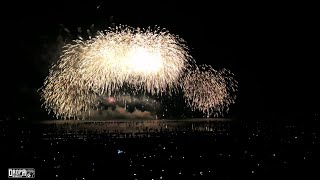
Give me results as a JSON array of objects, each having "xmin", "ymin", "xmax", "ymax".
[
  {"xmin": 182, "ymin": 65, "xmax": 238, "ymax": 117},
  {"xmin": 40, "ymin": 25, "xmax": 195, "ymax": 119}
]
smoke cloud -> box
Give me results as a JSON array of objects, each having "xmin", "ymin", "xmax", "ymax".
[{"xmin": 88, "ymin": 105, "xmax": 155, "ymax": 120}]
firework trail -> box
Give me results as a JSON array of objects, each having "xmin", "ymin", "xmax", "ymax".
[
  {"xmin": 40, "ymin": 25, "xmax": 195, "ymax": 119},
  {"xmin": 182, "ymin": 65, "xmax": 238, "ymax": 117}
]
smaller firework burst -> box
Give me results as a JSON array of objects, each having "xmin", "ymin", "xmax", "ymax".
[{"xmin": 182, "ymin": 65, "xmax": 238, "ymax": 117}]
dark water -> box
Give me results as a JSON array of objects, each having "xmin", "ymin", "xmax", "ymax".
[{"xmin": 1, "ymin": 116, "xmax": 320, "ymax": 179}]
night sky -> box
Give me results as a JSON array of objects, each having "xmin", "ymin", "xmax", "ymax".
[{"xmin": 2, "ymin": 2, "xmax": 318, "ymax": 120}]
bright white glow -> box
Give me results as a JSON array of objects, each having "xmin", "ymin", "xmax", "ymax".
[{"xmin": 127, "ymin": 47, "xmax": 163, "ymax": 74}]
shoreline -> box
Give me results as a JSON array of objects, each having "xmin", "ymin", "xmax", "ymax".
[{"xmin": 37, "ymin": 118, "xmax": 234, "ymax": 124}]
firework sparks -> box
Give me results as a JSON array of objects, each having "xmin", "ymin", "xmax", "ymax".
[
  {"xmin": 182, "ymin": 65, "xmax": 238, "ymax": 117},
  {"xmin": 40, "ymin": 25, "xmax": 195, "ymax": 119}
]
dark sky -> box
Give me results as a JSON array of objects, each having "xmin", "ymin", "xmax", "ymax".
[{"xmin": 2, "ymin": 2, "xmax": 318, "ymax": 119}]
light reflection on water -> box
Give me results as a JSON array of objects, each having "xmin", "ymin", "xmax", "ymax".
[{"xmin": 39, "ymin": 118, "xmax": 233, "ymax": 133}]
